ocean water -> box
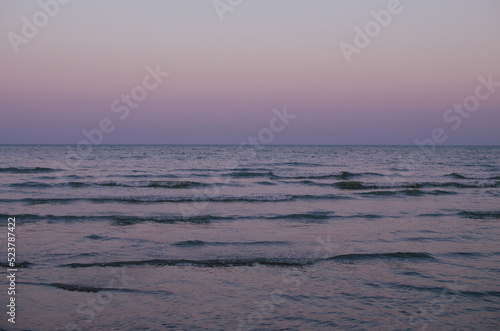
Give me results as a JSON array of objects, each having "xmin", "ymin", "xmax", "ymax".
[{"xmin": 1, "ymin": 145, "xmax": 500, "ymax": 330}]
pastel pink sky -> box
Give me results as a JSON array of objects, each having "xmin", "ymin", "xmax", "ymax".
[{"xmin": 1, "ymin": 0, "xmax": 499, "ymax": 144}]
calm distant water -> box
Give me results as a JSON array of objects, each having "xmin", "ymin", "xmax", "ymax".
[{"xmin": 1, "ymin": 145, "xmax": 499, "ymax": 330}]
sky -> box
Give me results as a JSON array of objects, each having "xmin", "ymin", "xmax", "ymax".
[{"xmin": 1, "ymin": 0, "xmax": 499, "ymax": 145}]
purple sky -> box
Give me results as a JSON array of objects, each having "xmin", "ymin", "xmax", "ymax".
[{"xmin": 1, "ymin": 0, "xmax": 499, "ymax": 145}]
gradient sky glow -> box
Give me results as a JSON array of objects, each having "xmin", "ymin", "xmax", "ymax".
[{"xmin": 1, "ymin": 0, "xmax": 499, "ymax": 144}]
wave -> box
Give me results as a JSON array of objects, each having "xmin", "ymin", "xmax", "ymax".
[
  {"xmin": 17, "ymin": 179, "xmax": 487, "ymax": 191},
  {"xmin": 51, "ymin": 283, "xmax": 122, "ymax": 293},
  {"xmin": 109, "ymin": 215, "xmax": 231, "ymax": 225},
  {"xmin": 69, "ymin": 181, "xmax": 88, "ymax": 188},
  {"xmin": 85, "ymin": 234, "xmax": 109, "ymax": 240},
  {"xmin": 1, "ymin": 193, "xmax": 349, "ymax": 205},
  {"xmin": 86, "ymin": 194, "xmax": 336, "ymax": 204},
  {"xmin": 19, "ymin": 281, "xmax": 172, "ymax": 295},
  {"xmin": 430, "ymin": 182, "xmax": 498, "ymax": 188},
  {"xmin": 10, "ymin": 181, "xmax": 94, "ymax": 188},
  {"xmin": 230, "ymin": 167, "xmax": 273, "ymax": 172},
  {"xmin": 64, "ymin": 174, "xmax": 94, "ymax": 179},
  {"xmin": 146, "ymin": 193, "xmax": 349, "ymax": 202},
  {"xmin": 0, "ymin": 213, "xmax": 87, "ymax": 222},
  {"xmin": 459, "ymin": 290, "xmax": 500, "ymax": 298},
  {"xmin": 445, "ymin": 173, "xmax": 500, "ymax": 180},
  {"xmin": 373, "ymin": 181, "xmax": 494, "ymax": 189},
  {"xmin": 104, "ymin": 214, "xmax": 228, "ymax": 224},
  {"xmin": 281, "ymin": 162, "xmax": 325, "ymax": 167},
  {"xmin": 62, "ymin": 258, "xmax": 314, "ymax": 268},
  {"xmin": 445, "ymin": 173, "xmax": 467, "ymax": 179},
  {"xmin": 17, "ymin": 282, "xmax": 142, "ymax": 294},
  {"xmin": 172, "ymin": 240, "xmax": 207, "ymax": 247},
  {"xmin": 100, "ymin": 180, "xmax": 216, "ymax": 189},
  {"xmin": 335, "ymin": 181, "xmax": 376, "ymax": 190},
  {"xmin": 2, "ymin": 211, "xmax": 385, "ymax": 225},
  {"xmin": 360, "ymin": 189, "xmax": 457, "ymax": 197},
  {"xmin": 394, "ymin": 283, "xmax": 500, "ymax": 298},
  {"xmin": 255, "ymin": 181, "xmax": 277, "ymax": 186},
  {"xmin": 299, "ymin": 180, "xmax": 497, "ymax": 190},
  {"xmin": 0, "ymin": 166, "xmax": 61, "ymax": 173},
  {"xmin": 348, "ymin": 214, "xmax": 384, "ymax": 219},
  {"xmin": 10, "ymin": 178, "xmax": 493, "ymax": 192},
  {"xmin": 9, "ymin": 182, "xmax": 53, "ymax": 188},
  {"xmin": 6, "ymin": 198, "xmax": 77, "ymax": 205},
  {"xmin": 0, "ymin": 213, "xmax": 233, "ymax": 224},
  {"xmin": 417, "ymin": 213, "xmax": 447, "ymax": 217},
  {"xmin": 458, "ymin": 211, "xmax": 500, "ymax": 220},
  {"xmin": 221, "ymin": 170, "xmax": 386, "ymax": 180},
  {"xmin": 1, "ymin": 211, "xmax": 388, "ymax": 225},
  {"xmin": 61, "ymin": 252, "xmax": 434, "ymax": 268},
  {"xmin": 21, "ymin": 178, "xmax": 487, "ymax": 191},
  {"xmin": 147, "ymin": 181, "xmax": 207, "ymax": 189},
  {"xmin": 225, "ymin": 171, "xmax": 272, "ymax": 178},
  {"xmin": 172, "ymin": 240, "xmax": 290, "ymax": 247},
  {"xmin": 8, "ymin": 180, "xmax": 224, "ymax": 189},
  {"xmin": 271, "ymin": 171, "xmax": 381, "ymax": 180},
  {"xmin": 268, "ymin": 211, "xmax": 334, "ymax": 221},
  {"xmin": 325, "ymin": 252, "xmax": 434, "ymax": 261},
  {"xmin": 117, "ymin": 174, "xmax": 180, "ymax": 178},
  {"xmin": 0, "ymin": 261, "xmax": 33, "ymax": 268}
]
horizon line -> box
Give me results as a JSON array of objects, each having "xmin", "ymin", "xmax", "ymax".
[{"xmin": 1, "ymin": 144, "xmax": 499, "ymax": 147}]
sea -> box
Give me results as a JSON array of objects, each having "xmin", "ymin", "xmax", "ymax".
[{"xmin": 0, "ymin": 145, "xmax": 499, "ymax": 330}]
